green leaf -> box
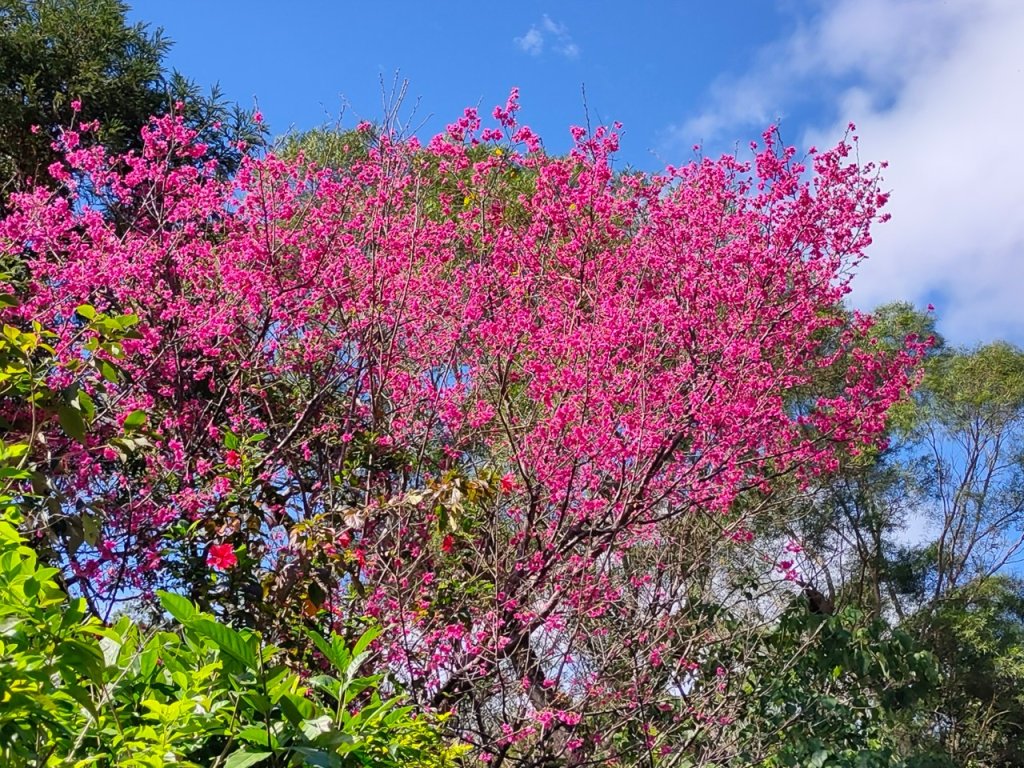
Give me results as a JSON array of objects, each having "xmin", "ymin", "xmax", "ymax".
[
  {"xmin": 158, "ymin": 591, "xmax": 199, "ymax": 626},
  {"xmin": 139, "ymin": 644, "xmax": 159, "ymax": 677},
  {"xmin": 237, "ymin": 726, "xmax": 276, "ymax": 748},
  {"xmin": 280, "ymin": 690, "xmax": 315, "ymax": 724},
  {"xmin": 300, "ymin": 714, "xmax": 333, "ymax": 740},
  {"xmin": 64, "ymin": 682, "xmax": 101, "ymax": 720},
  {"xmin": 81, "ymin": 513, "xmax": 101, "ymax": 547},
  {"xmin": 58, "ymin": 404, "xmax": 87, "ymax": 444},
  {"xmin": 3, "ymin": 443, "xmax": 29, "ymax": 460},
  {"xmin": 224, "ymin": 751, "xmax": 272, "ymax": 768},
  {"xmin": 350, "ymin": 625, "xmax": 380, "ymax": 660},
  {"xmin": 290, "ymin": 749, "xmax": 343, "ymax": 768},
  {"xmin": 59, "ymin": 637, "xmax": 106, "ymax": 684},
  {"xmin": 75, "ymin": 390, "xmax": 96, "ymax": 421},
  {"xmin": 308, "ymin": 580, "xmax": 327, "ymax": 607},
  {"xmin": 306, "ymin": 630, "xmax": 348, "ymax": 676},
  {"xmin": 75, "ymin": 304, "xmax": 97, "ymax": 321},
  {"xmin": 98, "ymin": 359, "xmax": 119, "ymax": 383},
  {"xmin": 122, "ymin": 409, "xmax": 147, "ymax": 431},
  {"xmin": 191, "ymin": 618, "xmax": 258, "ymax": 669}
]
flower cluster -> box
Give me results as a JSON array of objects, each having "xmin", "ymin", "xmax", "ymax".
[{"xmin": 0, "ymin": 93, "xmax": 924, "ymax": 762}]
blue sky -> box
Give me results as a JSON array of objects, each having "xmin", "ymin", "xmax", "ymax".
[
  {"xmin": 128, "ymin": 1, "xmax": 1024, "ymax": 345},
  {"xmin": 126, "ymin": 2, "xmax": 795, "ymax": 163}
]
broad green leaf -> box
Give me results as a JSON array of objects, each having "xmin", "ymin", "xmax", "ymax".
[
  {"xmin": 98, "ymin": 359, "xmax": 119, "ymax": 383},
  {"xmin": 290, "ymin": 748, "xmax": 343, "ymax": 767},
  {"xmin": 306, "ymin": 629, "xmax": 347, "ymax": 674},
  {"xmin": 237, "ymin": 726, "xmax": 277, "ymax": 748},
  {"xmin": 122, "ymin": 409, "xmax": 147, "ymax": 430},
  {"xmin": 76, "ymin": 390, "xmax": 96, "ymax": 421},
  {"xmin": 192, "ymin": 618, "xmax": 258, "ymax": 669},
  {"xmin": 224, "ymin": 750, "xmax": 272, "ymax": 768},
  {"xmin": 58, "ymin": 404, "xmax": 87, "ymax": 444},
  {"xmin": 158, "ymin": 591, "xmax": 199, "ymax": 626},
  {"xmin": 300, "ymin": 714, "xmax": 332, "ymax": 740},
  {"xmin": 350, "ymin": 625, "xmax": 381, "ymax": 660}
]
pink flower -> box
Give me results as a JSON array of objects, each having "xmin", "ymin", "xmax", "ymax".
[
  {"xmin": 207, "ymin": 543, "xmax": 237, "ymax": 571},
  {"xmin": 729, "ymin": 528, "xmax": 755, "ymax": 543},
  {"xmin": 535, "ymin": 710, "xmax": 556, "ymax": 729},
  {"xmin": 2, "ymin": 95, "xmax": 924, "ymax": 728},
  {"xmin": 70, "ymin": 99, "xmax": 82, "ymax": 112},
  {"xmin": 556, "ymin": 709, "xmax": 581, "ymax": 726}
]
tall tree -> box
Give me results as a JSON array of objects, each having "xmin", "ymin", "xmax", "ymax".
[
  {"xmin": 783, "ymin": 305, "xmax": 1024, "ymax": 767},
  {"xmin": 0, "ymin": 0, "xmax": 262, "ymax": 210},
  {"xmin": 0, "ymin": 93, "xmax": 924, "ymax": 765}
]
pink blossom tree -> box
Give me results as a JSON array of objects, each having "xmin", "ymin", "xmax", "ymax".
[{"xmin": 0, "ymin": 92, "xmax": 924, "ymax": 764}]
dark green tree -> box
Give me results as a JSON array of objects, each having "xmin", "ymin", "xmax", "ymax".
[
  {"xmin": 0, "ymin": 0, "xmax": 262, "ymax": 210},
  {"xmin": 781, "ymin": 305, "xmax": 1024, "ymax": 767},
  {"xmin": 909, "ymin": 576, "xmax": 1024, "ymax": 767}
]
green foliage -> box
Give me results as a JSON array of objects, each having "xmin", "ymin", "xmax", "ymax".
[
  {"xmin": 746, "ymin": 604, "xmax": 938, "ymax": 767},
  {"xmin": 586, "ymin": 587, "xmax": 939, "ymax": 768},
  {"xmin": 0, "ymin": 308, "xmax": 461, "ymax": 766},
  {"xmin": 2, "ymin": 82, "xmax": 1020, "ymax": 764},
  {"xmin": 916, "ymin": 341, "xmax": 1024, "ymax": 431},
  {"xmin": 0, "ymin": 0, "xmax": 165, "ymax": 195},
  {"xmin": 782, "ymin": 303, "xmax": 1024, "ymax": 767},
  {"xmin": 668, "ymin": 599, "xmax": 939, "ymax": 768},
  {"xmin": 867, "ymin": 302, "xmax": 943, "ymax": 356},
  {"xmin": 0, "ymin": 513, "xmax": 463, "ymax": 765},
  {"xmin": 0, "ymin": 296, "xmax": 146, "ymax": 582},
  {"xmin": 0, "ymin": 0, "xmax": 263, "ymax": 208},
  {"xmin": 277, "ymin": 123, "xmax": 539, "ymax": 236},
  {"xmin": 276, "ymin": 126, "xmax": 375, "ymax": 172},
  {"xmin": 910, "ymin": 577, "xmax": 1024, "ymax": 766}
]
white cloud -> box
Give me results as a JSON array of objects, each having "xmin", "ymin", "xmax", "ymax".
[
  {"xmin": 515, "ymin": 14, "xmax": 580, "ymax": 59},
  {"xmin": 540, "ymin": 15, "xmax": 563, "ymax": 35},
  {"xmin": 515, "ymin": 27, "xmax": 544, "ymax": 56},
  {"xmin": 559, "ymin": 41, "xmax": 581, "ymax": 59},
  {"xmin": 670, "ymin": 0, "xmax": 1024, "ymax": 344}
]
